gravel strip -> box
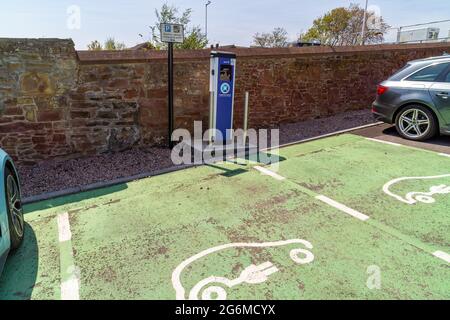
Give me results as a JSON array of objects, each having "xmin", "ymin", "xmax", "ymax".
[
  {"xmin": 18, "ymin": 147, "xmax": 175, "ymax": 198},
  {"xmin": 18, "ymin": 109, "xmax": 377, "ymax": 198},
  {"xmin": 278, "ymin": 109, "xmax": 377, "ymax": 144}
]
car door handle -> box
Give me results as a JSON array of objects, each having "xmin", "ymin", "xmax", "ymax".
[{"xmin": 436, "ymin": 92, "xmax": 449, "ymax": 99}]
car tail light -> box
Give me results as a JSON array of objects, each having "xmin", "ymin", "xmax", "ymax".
[{"xmin": 377, "ymin": 85, "xmax": 389, "ymax": 96}]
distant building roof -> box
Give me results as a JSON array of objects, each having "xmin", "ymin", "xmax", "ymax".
[
  {"xmin": 214, "ymin": 44, "xmax": 248, "ymax": 49},
  {"xmin": 130, "ymin": 42, "xmax": 154, "ymax": 50},
  {"xmin": 288, "ymin": 40, "xmax": 321, "ymax": 47}
]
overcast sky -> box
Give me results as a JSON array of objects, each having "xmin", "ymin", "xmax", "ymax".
[{"xmin": 1, "ymin": 0, "xmax": 450, "ymax": 49}]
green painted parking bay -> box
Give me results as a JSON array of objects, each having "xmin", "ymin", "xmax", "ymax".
[
  {"xmin": 277, "ymin": 134, "xmax": 450, "ymax": 253},
  {"xmin": 0, "ymin": 135, "xmax": 449, "ymax": 299}
]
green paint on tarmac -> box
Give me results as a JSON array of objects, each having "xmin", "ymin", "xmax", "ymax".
[
  {"xmin": 0, "ymin": 217, "xmax": 60, "ymax": 300},
  {"xmin": 276, "ymin": 134, "xmax": 450, "ymax": 253},
  {"xmin": 0, "ymin": 134, "xmax": 449, "ymax": 300}
]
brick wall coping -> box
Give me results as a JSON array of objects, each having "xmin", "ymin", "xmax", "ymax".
[
  {"xmin": 76, "ymin": 42, "xmax": 450, "ymax": 64},
  {"xmin": 2, "ymin": 38, "xmax": 449, "ymax": 64}
]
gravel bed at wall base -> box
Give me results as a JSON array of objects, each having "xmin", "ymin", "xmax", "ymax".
[
  {"xmin": 18, "ymin": 109, "xmax": 378, "ymax": 198},
  {"xmin": 278, "ymin": 109, "xmax": 377, "ymax": 144}
]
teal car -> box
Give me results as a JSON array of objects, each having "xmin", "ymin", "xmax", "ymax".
[{"xmin": 0, "ymin": 148, "xmax": 24, "ymax": 275}]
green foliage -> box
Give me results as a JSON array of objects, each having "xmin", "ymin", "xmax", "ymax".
[
  {"xmin": 253, "ymin": 27, "xmax": 288, "ymax": 48},
  {"xmin": 177, "ymin": 26, "xmax": 208, "ymax": 50},
  {"xmin": 87, "ymin": 38, "xmax": 127, "ymax": 51},
  {"xmin": 87, "ymin": 40, "xmax": 102, "ymax": 51},
  {"xmin": 301, "ymin": 4, "xmax": 390, "ymax": 46},
  {"xmin": 145, "ymin": 3, "xmax": 208, "ymax": 50},
  {"xmin": 104, "ymin": 37, "xmax": 127, "ymax": 50}
]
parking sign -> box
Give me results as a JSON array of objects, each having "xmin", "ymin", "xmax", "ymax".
[{"xmin": 160, "ymin": 23, "xmax": 185, "ymax": 43}]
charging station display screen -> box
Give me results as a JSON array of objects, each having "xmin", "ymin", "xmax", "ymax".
[{"xmin": 220, "ymin": 65, "xmax": 232, "ymax": 82}]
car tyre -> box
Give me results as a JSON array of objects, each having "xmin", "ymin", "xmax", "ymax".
[
  {"xmin": 395, "ymin": 105, "xmax": 437, "ymax": 141},
  {"xmin": 4, "ymin": 167, "xmax": 24, "ymax": 250}
]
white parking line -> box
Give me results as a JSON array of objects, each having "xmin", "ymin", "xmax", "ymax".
[
  {"xmin": 438, "ymin": 153, "xmax": 450, "ymax": 158},
  {"xmin": 57, "ymin": 212, "xmax": 72, "ymax": 242},
  {"xmin": 57, "ymin": 212, "xmax": 80, "ymax": 300},
  {"xmin": 254, "ymin": 166, "xmax": 286, "ymax": 181},
  {"xmin": 365, "ymin": 138, "xmax": 402, "ymax": 147},
  {"xmin": 433, "ymin": 250, "xmax": 450, "ymax": 264},
  {"xmin": 61, "ymin": 278, "xmax": 80, "ymax": 300},
  {"xmin": 315, "ymin": 195, "xmax": 370, "ymax": 221}
]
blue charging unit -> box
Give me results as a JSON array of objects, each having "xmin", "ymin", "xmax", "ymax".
[{"xmin": 210, "ymin": 51, "xmax": 236, "ymax": 143}]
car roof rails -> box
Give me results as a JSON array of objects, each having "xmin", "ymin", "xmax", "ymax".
[{"xmin": 409, "ymin": 54, "xmax": 450, "ymax": 64}]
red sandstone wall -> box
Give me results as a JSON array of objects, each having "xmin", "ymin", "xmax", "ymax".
[
  {"xmin": 2, "ymin": 38, "xmax": 450, "ymax": 163},
  {"xmin": 0, "ymin": 39, "xmax": 78, "ymax": 163}
]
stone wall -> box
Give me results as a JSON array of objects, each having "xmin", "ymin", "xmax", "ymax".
[
  {"xmin": 2, "ymin": 38, "xmax": 450, "ymax": 163},
  {"xmin": 74, "ymin": 59, "xmax": 210, "ymax": 150},
  {"xmin": 0, "ymin": 39, "xmax": 77, "ymax": 163}
]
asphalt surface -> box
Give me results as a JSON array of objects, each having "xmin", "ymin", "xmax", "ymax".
[
  {"xmin": 352, "ymin": 123, "xmax": 450, "ymax": 155},
  {"xmin": 1, "ymin": 133, "xmax": 448, "ymax": 300}
]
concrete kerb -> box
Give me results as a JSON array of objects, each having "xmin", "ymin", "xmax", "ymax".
[{"xmin": 22, "ymin": 164, "xmax": 197, "ymax": 204}]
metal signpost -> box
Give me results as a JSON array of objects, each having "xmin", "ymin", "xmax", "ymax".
[{"xmin": 160, "ymin": 23, "xmax": 184, "ymax": 148}]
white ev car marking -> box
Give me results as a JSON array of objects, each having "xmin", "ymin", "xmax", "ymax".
[
  {"xmin": 383, "ymin": 174, "xmax": 450, "ymax": 205},
  {"xmin": 172, "ymin": 239, "xmax": 314, "ymax": 300}
]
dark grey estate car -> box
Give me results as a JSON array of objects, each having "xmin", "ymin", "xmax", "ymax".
[{"xmin": 372, "ymin": 55, "xmax": 450, "ymax": 141}]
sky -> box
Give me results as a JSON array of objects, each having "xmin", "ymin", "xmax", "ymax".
[{"xmin": 1, "ymin": 0, "xmax": 450, "ymax": 50}]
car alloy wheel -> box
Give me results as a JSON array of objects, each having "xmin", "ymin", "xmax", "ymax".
[
  {"xmin": 398, "ymin": 108, "xmax": 431, "ymax": 139},
  {"xmin": 6, "ymin": 174, "xmax": 24, "ymax": 238}
]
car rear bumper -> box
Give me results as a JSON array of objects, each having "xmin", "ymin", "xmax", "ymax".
[{"xmin": 371, "ymin": 101, "xmax": 396, "ymax": 124}]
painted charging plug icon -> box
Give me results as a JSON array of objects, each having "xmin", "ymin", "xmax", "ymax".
[
  {"xmin": 172, "ymin": 239, "xmax": 315, "ymax": 300},
  {"xmin": 383, "ymin": 174, "xmax": 450, "ymax": 204}
]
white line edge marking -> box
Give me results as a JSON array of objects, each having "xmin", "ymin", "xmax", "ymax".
[
  {"xmin": 254, "ymin": 166, "xmax": 286, "ymax": 181},
  {"xmin": 365, "ymin": 137, "xmax": 402, "ymax": 147},
  {"xmin": 316, "ymin": 195, "xmax": 370, "ymax": 221},
  {"xmin": 57, "ymin": 212, "xmax": 72, "ymax": 242},
  {"xmin": 60, "ymin": 278, "xmax": 80, "ymax": 300},
  {"xmin": 438, "ymin": 153, "xmax": 450, "ymax": 158},
  {"xmin": 433, "ymin": 251, "xmax": 450, "ymax": 263},
  {"xmin": 57, "ymin": 212, "xmax": 80, "ymax": 300}
]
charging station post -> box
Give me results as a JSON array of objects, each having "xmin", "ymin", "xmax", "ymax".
[
  {"xmin": 243, "ymin": 91, "xmax": 249, "ymax": 145},
  {"xmin": 209, "ymin": 51, "xmax": 237, "ymax": 143},
  {"xmin": 181, "ymin": 51, "xmax": 257, "ymax": 163}
]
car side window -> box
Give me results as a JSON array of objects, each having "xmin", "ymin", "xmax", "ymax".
[
  {"xmin": 406, "ymin": 63, "xmax": 450, "ymax": 82},
  {"xmin": 444, "ymin": 70, "xmax": 450, "ymax": 83}
]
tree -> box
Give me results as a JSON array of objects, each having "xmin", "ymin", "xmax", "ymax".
[
  {"xmin": 144, "ymin": 3, "xmax": 208, "ymax": 50},
  {"xmin": 104, "ymin": 37, "xmax": 127, "ymax": 50},
  {"xmin": 87, "ymin": 40, "xmax": 102, "ymax": 51},
  {"xmin": 87, "ymin": 38, "xmax": 127, "ymax": 50},
  {"xmin": 301, "ymin": 4, "xmax": 390, "ymax": 46},
  {"xmin": 253, "ymin": 27, "xmax": 289, "ymax": 48}
]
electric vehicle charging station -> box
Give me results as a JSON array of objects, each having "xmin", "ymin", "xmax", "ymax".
[
  {"xmin": 209, "ymin": 51, "xmax": 236, "ymax": 143},
  {"xmin": 206, "ymin": 51, "xmax": 256, "ymax": 159},
  {"xmin": 179, "ymin": 51, "xmax": 257, "ymax": 163}
]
